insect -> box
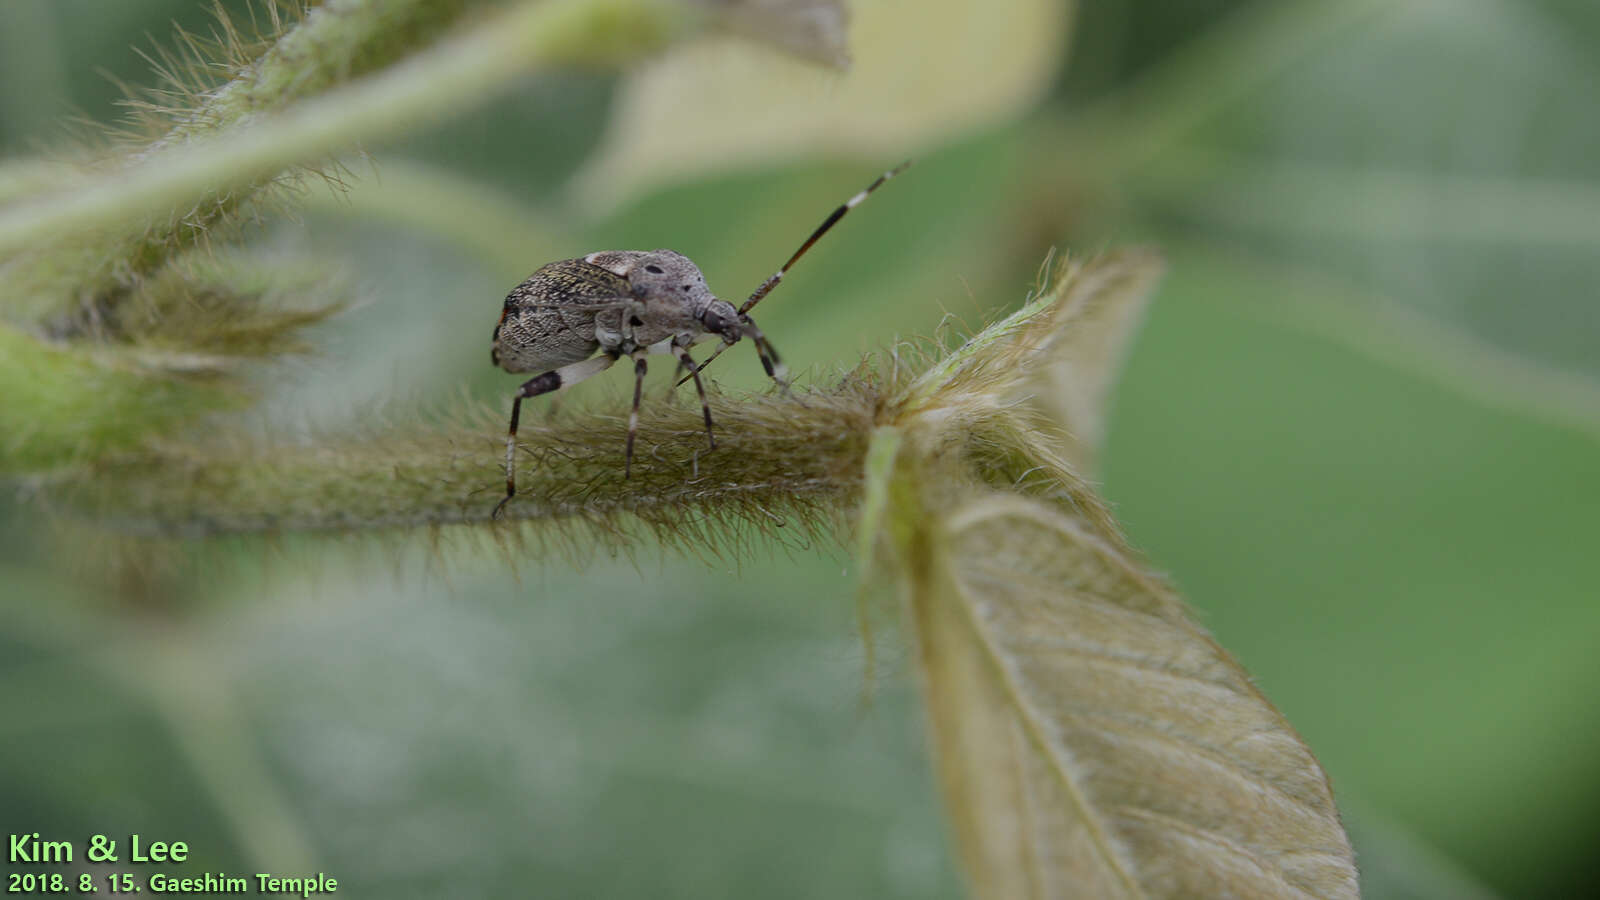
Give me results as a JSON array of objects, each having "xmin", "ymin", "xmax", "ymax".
[{"xmin": 489, "ymin": 161, "xmax": 910, "ymax": 517}]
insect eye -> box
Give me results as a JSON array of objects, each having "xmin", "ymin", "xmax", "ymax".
[{"xmin": 644, "ymin": 264, "xmax": 664, "ymax": 274}]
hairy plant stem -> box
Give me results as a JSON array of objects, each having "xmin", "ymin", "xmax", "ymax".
[{"xmin": 53, "ymin": 380, "xmax": 879, "ymax": 542}]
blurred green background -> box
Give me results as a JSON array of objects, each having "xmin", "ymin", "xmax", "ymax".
[{"xmin": 3, "ymin": 1, "xmax": 1598, "ymax": 897}]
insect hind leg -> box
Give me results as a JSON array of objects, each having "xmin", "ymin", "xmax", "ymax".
[
  {"xmin": 494, "ymin": 353, "xmax": 618, "ymax": 518},
  {"xmin": 625, "ymin": 351, "xmax": 649, "ymax": 478}
]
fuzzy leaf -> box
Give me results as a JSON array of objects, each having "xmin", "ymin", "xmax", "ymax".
[
  {"xmin": 576, "ymin": 0, "xmax": 1072, "ymax": 208},
  {"xmin": 1030, "ymin": 251, "xmax": 1164, "ymax": 473},
  {"xmin": 904, "ymin": 490, "xmax": 1358, "ymax": 899},
  {"xmin": 872, "ymin": 254, "xmax": 1357, "ymax": 899}
]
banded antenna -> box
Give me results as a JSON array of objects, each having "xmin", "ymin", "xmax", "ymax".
[{"xmin": 681, "ymin": 160, "xmax": 911, "ymax": 384}]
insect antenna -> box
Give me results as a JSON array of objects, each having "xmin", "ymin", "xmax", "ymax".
[
  {"xmin": 682, "ymin": 161, "xmax": 910, "ymax": 384},
  {"xmin": 740, "ymin": 159, "xmax": 911, "ymax": 316}
]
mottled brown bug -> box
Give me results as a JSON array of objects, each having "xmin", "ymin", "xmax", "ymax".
[{"xmin": 490, "ymin": 162, "xmax": 909, "ymax": 517}]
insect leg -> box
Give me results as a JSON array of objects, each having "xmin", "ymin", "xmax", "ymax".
[
  {"xmin": 494, "ymin": 353, "xmax": 618, "ymax": 518},
  {"xmin": 675, "ymin": 336, "xmax": 732, "ymax": 387},
  {"xmin": 738, "ymin": 314, "xmax": 790, "ymax": 393},
  {"xmin": 674, "ymin": 342, "xmax": 715, "ymax": 450},
  {"xmin": 625, "ymin": 351, "xmax": 649, "ymax": 478}
]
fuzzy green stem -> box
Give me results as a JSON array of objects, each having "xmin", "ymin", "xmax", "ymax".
[
  {"xmin": 855, "ymin": 425, "xmax": 902, "ymax": 576},
  {"xmin": 50, "ymin": 380, "xmax": 880, "ymax": 540},
  {"xmin": 0, "ymin": 0, "xmax": 697, "ymax": 267},
  {"xmin": 851, "ymin": 424, "xmax": 903, "ymax": 694},
  {"xmin": 144, "ymin": 0, "xmax": 474, "ymax": 151},
  {"xmin": 2, "ymin": 0, "xmax": 479, "ymax": 322}
]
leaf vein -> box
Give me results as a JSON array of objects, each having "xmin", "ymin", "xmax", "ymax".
[
  {"xmin": 1057, "ymin": 708, "xmax": 1345, "ymax": 829},
  {"xmin": 1111, "ymin": 807, "xmax": 1331, "ymax": 900},
  {"xmin": 945, "ymin": 543, "xmax": 1148, "ymax": 898}
]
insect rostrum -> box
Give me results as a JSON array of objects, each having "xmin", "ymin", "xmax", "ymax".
[{"xmin": 490, "ymin": 162, "xmax": 910, "ymax": 518}]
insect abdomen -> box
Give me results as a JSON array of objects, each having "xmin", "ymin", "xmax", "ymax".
[{"xmin": 491, "ymin": 259, "xmax": 627, "ymax": 373}]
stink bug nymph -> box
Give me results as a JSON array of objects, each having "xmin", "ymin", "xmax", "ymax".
[{"xmin": 490, "ymin": 162, "xmax": 910, "ymax": 517}]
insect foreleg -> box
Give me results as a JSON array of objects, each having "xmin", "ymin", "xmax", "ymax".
[
  {"xmin": 675, "ymin": 336, "xmax": 733, "ymax": 387},
  {"xmin": 494, "ymin": 352, "xmax": 619, "ymax": 518},
  {"xmin": 738, "ymin": 315, "xmax": 790, "ymax": 392}
]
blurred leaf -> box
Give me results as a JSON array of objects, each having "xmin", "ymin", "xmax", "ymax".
[
  {"xmin": 1090, "ymin": 0, "xmax": 1600, "ymax": 428},
  {"xmin": 0, "ymin": 545, "xmax": 966, "ymax": 900},
  {"xmin": 0, "ymin": 0, "xmax": 69, "ymax": 148},
  {"xmin": 1066, "ymin": 0, "xmax": 1391, "ymax": 177},
  {"xmin": 1175, "ymin": 243, "xmax": 1600, "ymax": 447},
  {"xmin": 577, "ymin": 0, "xmax": 1072, "ymax": 208},
  {"xmin": 1140, "ymin": 152, "xmax": 1600, "ymax": 249}
]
